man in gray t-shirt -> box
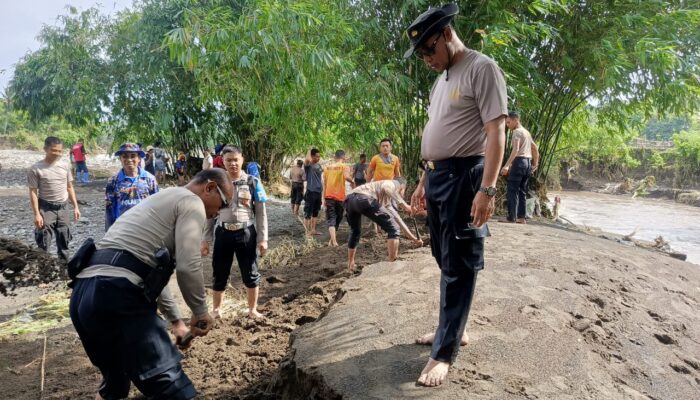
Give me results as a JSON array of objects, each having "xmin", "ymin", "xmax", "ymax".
[
  {"xmin": 405, "ymin": 4, "xmax": 507, "ymax": 387},
  {"xmin": 70, "ymin": 169, "xmax": 233, "ymax": 399},
  {"xmin": 27, "ymin": 136, "xmax": 81, "ymax": 261},
  {"xmin": 303, "ymin": 148, "xmax": 323, "ymax": 235}
]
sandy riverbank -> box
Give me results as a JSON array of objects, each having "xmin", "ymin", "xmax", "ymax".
[{"xmin": 1, "ymin": 150, "xmax": 698, "ymax": 399}]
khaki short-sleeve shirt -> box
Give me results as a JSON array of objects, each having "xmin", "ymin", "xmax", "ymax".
[
  {"xmin": 27, "ymin": 160, "xmax": 73, "ymax": 202},
  {"xmin": 511, "ymin": 127, "xmax": 534, "ymax": 158},
  {"xmin": 421, "ymin": 50, "xmax": 508, "ymax": 160}
]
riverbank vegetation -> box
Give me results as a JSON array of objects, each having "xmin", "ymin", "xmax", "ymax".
[
  {"xmin": 4, "ymin": 0, "xmax": 700, "ymax": 184},
  {"xmin": 560, "ymin": 112, "xmax": 700, "ymax": 190}
]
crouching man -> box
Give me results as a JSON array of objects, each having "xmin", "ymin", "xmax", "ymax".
[
  {"xmin": 69, "ymin": 168, "xmax": 233, "ymax": 400},
  {"xmin": 345, "ymin": 179, "xmax": 422, "ymax": 272}
]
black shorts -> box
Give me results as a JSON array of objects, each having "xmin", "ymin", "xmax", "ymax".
[
  {"xmin": 325, "ymin": 198, "xmax": 344, "ymax": 229},
  {"xmin": 291, "ymin": 182, "xmax": 304, "ymax": 205},
  {"xmin": 212, "ymin": 225, "xmax": 260, "ymax": 290},
  {"xmin": 354, "ymin": 178, "xmax": 366, "ymax": 186},
  {"xmin": 304, "ymin": 191, "xmax": 322, "ymax": 219}
]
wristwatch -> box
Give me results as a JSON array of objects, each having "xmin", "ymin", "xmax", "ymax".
[{"xmin": 479, "ymin": 186, "xmax": 497, "ymax": 197}]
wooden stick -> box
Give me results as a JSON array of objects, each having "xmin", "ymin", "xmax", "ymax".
[
  {"xmin": 411, "ymin": 217, "xmax": 421, "ymax": 242},
  {"xmin": 40, "ymin": 335, "xmax": 47, "ymax": 393}
]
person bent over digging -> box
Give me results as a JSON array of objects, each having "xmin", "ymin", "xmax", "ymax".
[
  {"xmin": 345, "ymin": 178, "xmax": 422, "ymax": 272},
  {"xmin": 201, "ymin": 146, "xmax": 269, "ymax": 320}
]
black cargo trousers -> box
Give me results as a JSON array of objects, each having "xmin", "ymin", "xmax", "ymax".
[{"xmin": 425, "ymin": 156, "xmax": 489, "ymax": 363}]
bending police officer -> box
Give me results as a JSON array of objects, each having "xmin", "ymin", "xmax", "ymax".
[{"xmin": 69, "ymin": 169, "xmax": 233, "ymax": 399}]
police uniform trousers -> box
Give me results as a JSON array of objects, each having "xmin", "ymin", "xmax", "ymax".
[
  {"xmin": 506, "ymin": 157, "xmax": 531, "ymax": 221},
  {"xmin": 212, "ymin": 225, "xmax": 261, "ymax": 290},
  {"xmin": 35, "ymin": 198, "xmax": 71, "ymax": 261},
  {"xmin": 70, "ymin": 276, "xmax": 196, "ymax": 399},
  {"xmin": 425, "ymin": 156, "xmax": 486, "ymax": 363}
]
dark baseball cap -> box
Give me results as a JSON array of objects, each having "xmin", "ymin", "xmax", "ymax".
[{"xmin": 403, "ymin": 4, "xmax": 459, "ymax": 59}]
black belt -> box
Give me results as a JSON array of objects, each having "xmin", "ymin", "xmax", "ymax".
[
  {"xmin": 87, "ymin": 248, "xmax": 152, "ymax": 280},
  {"xmin": 423, "ymin": 156, "xmax": 484, "ymax": 171},
  {"xmin": 292, "ymin": 181, "xmax": 304, "ymax": 187},
  {"xmin": 38, "ymin": 198, "xmax": 67, "ymax": 211}
]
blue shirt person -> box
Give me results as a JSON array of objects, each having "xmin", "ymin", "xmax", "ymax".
[
  {"xmin": 246, "ymin": 161, "xmax": 261, "ymax": 178},
  {"xmin": 105, "ymin": 143, "xmax": 159, "ymax": 230}
]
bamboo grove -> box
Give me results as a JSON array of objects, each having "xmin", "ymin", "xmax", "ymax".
[{"xmin": 7, "ymin": 0, "xmax": 700, "ymax": 182}]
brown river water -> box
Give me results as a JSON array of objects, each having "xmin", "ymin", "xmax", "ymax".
[{"xmin": 551, "ymin": 190, "xmax": 700, "ymax": 265}]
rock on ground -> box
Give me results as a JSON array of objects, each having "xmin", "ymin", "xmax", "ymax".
[{"xmin": 275, "ymin": 222, "xmax": 700, "ymax": 400}]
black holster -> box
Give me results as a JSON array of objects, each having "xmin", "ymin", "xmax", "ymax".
[
  {"xmin": 67, "ymin": 238, "xmax": 96, "ymax": 287},
  {"xmin": 143, "ymin": 247, "xmax": 175, "ymax": 303}
]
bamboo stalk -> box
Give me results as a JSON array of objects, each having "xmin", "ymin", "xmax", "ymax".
[{"xmin": 40, "ymin": 335, "xmax": 47, "ymax": 394}]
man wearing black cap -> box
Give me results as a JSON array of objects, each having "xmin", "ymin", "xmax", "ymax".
[{"xmin": 406, "ymin": 4, "xmax": 507, "ymax": 387}]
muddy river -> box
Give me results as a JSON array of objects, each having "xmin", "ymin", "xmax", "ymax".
[{"xmin": 552, "ymin": 190, "xmax": 700, "ymax": 265}]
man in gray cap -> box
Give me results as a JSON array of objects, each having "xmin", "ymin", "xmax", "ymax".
[{"xmin": 406, "ymin": 4, "xmax": 507, "ymax": 387}]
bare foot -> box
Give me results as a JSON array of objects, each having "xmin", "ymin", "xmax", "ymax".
[
  {"xmin": 312, "ymin": 231, "xmax": 322, "ymax": 236},
  {"xmin": 348, "ymin": 262, "xmax": 355, "ymax": 273},
  {"xmin": 247, "ymin": 309, "xmax": 263, "ymax": 319},
  {"xmin": 516, "ymin": 218, "xmax": 527, "ymax": 224},
  {"xmin": 211, "ymin": 308, "xmax": 222, "ymax": 320},
  {"xmin": 328, "ymin": 240, "xmax": 338, "ymax": 247},
  {"xmin": 417, "ymin": 358, "xmax": 450, "ymax": 387},
  {"xmin": 415, "ymin": 332, "xmax": 468, "ymax": 346}
]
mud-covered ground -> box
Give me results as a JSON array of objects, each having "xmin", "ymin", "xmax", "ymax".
[{"xmin": 0, "ymin": 149, "xmax": 420, "ymax": 399}]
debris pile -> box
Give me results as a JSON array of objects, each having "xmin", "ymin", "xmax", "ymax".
[{"xmin": 0, "ymin": 238, "xmax": 67, "ymax": 296}]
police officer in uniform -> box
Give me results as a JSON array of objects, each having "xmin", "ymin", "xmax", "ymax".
[
  {"xmin": 500, "ymin": 111, "xmax": 540, "ymax": 223},
  {"xmin": 406, "ymin": 4, "xmax": 507, "ymax": 387},
  {"xmin": 69, "ymin": 168, "xmax": 233, "ymax": 399},
  {"xmin": 27, "ymin": 136, "xmax": 81, "ymax": 261},
  {"xmin": 200, "ymin": 146, "xmax": 269, "ymax": 320}
]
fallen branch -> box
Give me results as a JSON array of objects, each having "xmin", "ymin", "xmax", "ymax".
[{"xmin": 622, "ymin": 227, "xmax": 639, "ymax": 241}]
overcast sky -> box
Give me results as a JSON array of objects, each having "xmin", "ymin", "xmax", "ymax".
[{"xmin": 0, "ymin": 0, "xmax": 133, "ymax": 94}]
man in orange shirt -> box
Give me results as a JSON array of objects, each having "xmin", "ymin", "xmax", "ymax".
[
  {"xmin": 367, "ymin": 138, "xmax": 401, "ymax": 182},
  {"xmin": 367, "ymin": 138, "xmax": 402, "ymax": 234},
  {"xmin": 322, "ymin": 150, "xmax": 352, "ymax": 247}
]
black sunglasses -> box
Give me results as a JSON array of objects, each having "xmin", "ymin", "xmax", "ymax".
[
  {"xmin": 414, "ymin": 32, "xmax": 444, "ymax": 59},
  {"xmin": 208, "ymin": 180, "xmax": 230, "ymax": 210}
]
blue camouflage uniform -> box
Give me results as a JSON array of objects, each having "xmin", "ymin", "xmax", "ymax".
[{"xmin": 105, "ymin": 168, "xmax": 159, "ymax": 230}]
